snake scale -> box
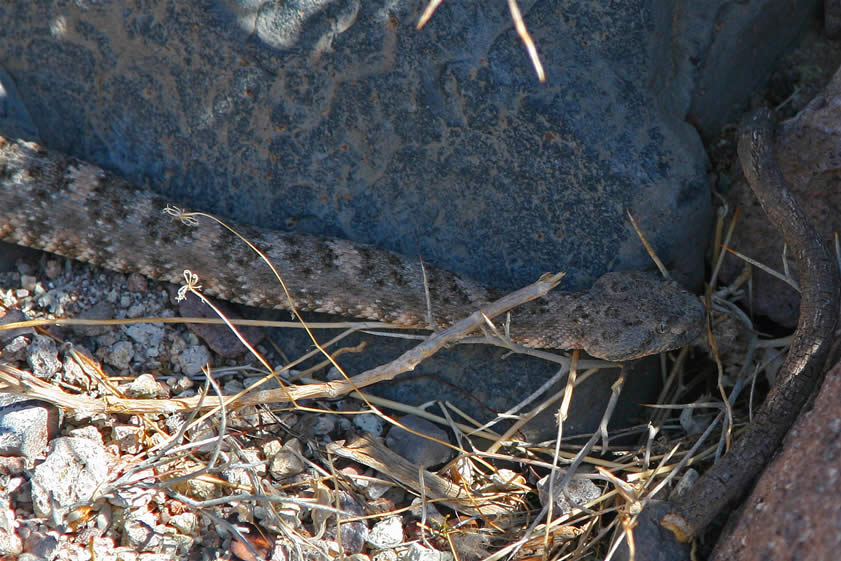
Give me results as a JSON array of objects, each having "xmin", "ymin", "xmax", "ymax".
[{"xmin": 0, "ymin": 135, "xmax": 704, "ymax": 361}]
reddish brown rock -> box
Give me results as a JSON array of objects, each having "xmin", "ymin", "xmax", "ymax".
[
  {"xmin": 177, "ymin": 292, "xmax": 264, "ymax": 358},
  {"xmin": 711, "ymin": 359, "xmax": 841, "ymax": 561}
]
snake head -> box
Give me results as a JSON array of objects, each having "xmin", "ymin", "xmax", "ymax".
[
  {"xmin": 507, "ymin": 271, "xmax": 705, "ymax": 360},
  {"xmin": 580, "ymin": 272, "xmax": 706, "ymax": 361}
]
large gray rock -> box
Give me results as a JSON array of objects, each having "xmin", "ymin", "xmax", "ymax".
[
  {"xmin": 0, "ymin": 1, "xmax": 816, "ymax": 436},
  {"xmin": 0, "ymin": 0, "xmax": 719, "ymax": 288}
]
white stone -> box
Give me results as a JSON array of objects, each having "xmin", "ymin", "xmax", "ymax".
[
  {"xmin": 168, "ymin": 512, "xmax": 198, "ymax": 536},
  {"xmin": 353, "ymin": 413, "xmax": 384, "ymax": 436},
  {"xmin": 398, "ymin": 543, "xmax": 453, "ymax": 561},
  {"xmin": 367, "ymin": 515, "xmax": 404, "ymax": 549}
]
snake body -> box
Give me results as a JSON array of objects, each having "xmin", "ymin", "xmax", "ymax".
[
  {"xmin": 661, "ymin": 108, "xmax": 840, "ymax": 541},
  {"xmin": 0, "ymin": 135, "xmax": 704, "ymax": 361}
]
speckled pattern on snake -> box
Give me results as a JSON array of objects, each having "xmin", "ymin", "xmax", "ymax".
[{"xmin": 0, "ymin": 136, "xmax": 705, "ymax": 361}]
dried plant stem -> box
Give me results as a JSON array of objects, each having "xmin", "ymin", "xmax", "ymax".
[
  {"xmin": 327, "ymin": 434, "xmax": 510, "ymax": 517},
  {"xmin": 0, "ymin": 273, "xmax": 565, "ymax": 414}
]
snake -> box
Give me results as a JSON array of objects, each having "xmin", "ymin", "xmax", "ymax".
[
  {"xmin": 0, "ymin": 135, "xmax": 705, "ymax": 361},
  {"xmin": 660, "ymin": 107, "xmax": 840, "ymax": 542}
]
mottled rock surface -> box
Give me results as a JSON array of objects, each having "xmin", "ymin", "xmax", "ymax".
[
  {"xmin": 710, "ymin": 359, "xmax": 841, "ymax": 561},
  {"xmin": 1, "ymin": 0, "xmax": 751, "ymax": 291}
]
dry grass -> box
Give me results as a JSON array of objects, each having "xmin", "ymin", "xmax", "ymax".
[{"xmin": 1, "ymin": 190, "xmax": 827, "ymax": 561}]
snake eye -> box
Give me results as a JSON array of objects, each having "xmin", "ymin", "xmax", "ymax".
[{"xmin": 656, "ymin": 321, "xmax": 669, "ymax": 334}]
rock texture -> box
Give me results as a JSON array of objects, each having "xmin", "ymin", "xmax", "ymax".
[
  {"xmin": 1, "ymin": 0, "xmax": 761, "ymax": 292},
  {"xmin": 710, "ymin": 359, "xmax": 841, "ymax": 561}
]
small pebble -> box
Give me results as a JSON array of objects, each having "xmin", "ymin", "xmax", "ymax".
[
  {"xmin": 122, "ymin": 507, "xmax": 163, "ymax": 550},
  {"xmin": 123, "ymin": 373, "xmax": 166, "ymax": 398},
  {"xmin": 223, "ymin": 448, "xmax": 265, "ymax": 487},
  {"xmin": 167, "ymin": 376, "xmax": 194, "ymax": 394},
  {"xmin": 0, "ymin": 397, "xmax": 59, "ymax": 461},
  {"xmin": 126, "ymin": 302, "xmax": 146, "ymax": 318},
  {"xmin": 373, "ymin": 550, "xmax": 399, "ymax": 561},
  {"xmin": 222, "ymin": 379, "xmax": 244, "ymax": 394},
  {"xmin": 20, "ymin": 275, "xmax": 36, "ymax": 292},
  {"xmin": 30, "ymin": 437, "xmax": 110, "ymax": 521},
  {"xmin": 0, "ymin": 308, "xmax": 33, "ymax": 343},
  {"xmin": 67, "ymin": 425, "xmax": 103, "ymax": 444},
  {"xmin": 104, "ymin": 341, "xmax": 134, "ymax": 370},
  {"xmin": 26, "ymin": 335, "xmax": 62, "ymax": 379},
  {"xmin": 408, "ymin": 498, "xmax": 445, "ymax": 528},
  {"xmin": 399, "ymin": 543, "xmax": 454, "ymax": 561},
  {"xmin": 327, "ymin": 491, "xmax": 369, "ymax": 554},
  {"xmin": 95, "ymin": 503, "xmax": 112, "ymax": 532},
  {"xmin": 112, "ymin": 424, "xmax": 145, "ymax": 452},
  {"xmin": 174, "ymin": 345, "xmax": 211, "ymax": 376},
  {"xmin": 168, "ymin": 512, "xmax": 198, "ymax": 536},
  {"xmin": 44, "ymin": 260, "xmax": 62, "ymax": 280},
  {"xmin": 536, "ymin": 470, "xmax": 601, "ymax": 514},
  {"xmin": 2, "ymin": 335, "xmax": 30, "ymax": 365},
  {"xmin": 368, "ymin": 515, "xmax": 404, "ymax": 549},
  {"xmin": 267, "ymin": 439, "xmax": 306, "ymax": 480},
  {"xmin": 309, "ymin": 414, "xmax": 336, "ymax": 436},
  {"xmin": 353, "ymin": 413, "xmax": 384, "ymax": 436},
  {"xmin": 125, "ymin": 324, "xmax": 164, "ymax": 353},
  {"xmin": 0, "ymin": 497, "xmax": 24, "ymax": 557},
  {"xmin": 126, "ymin": 273, "xmax": 148, "ymax": 294}
]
